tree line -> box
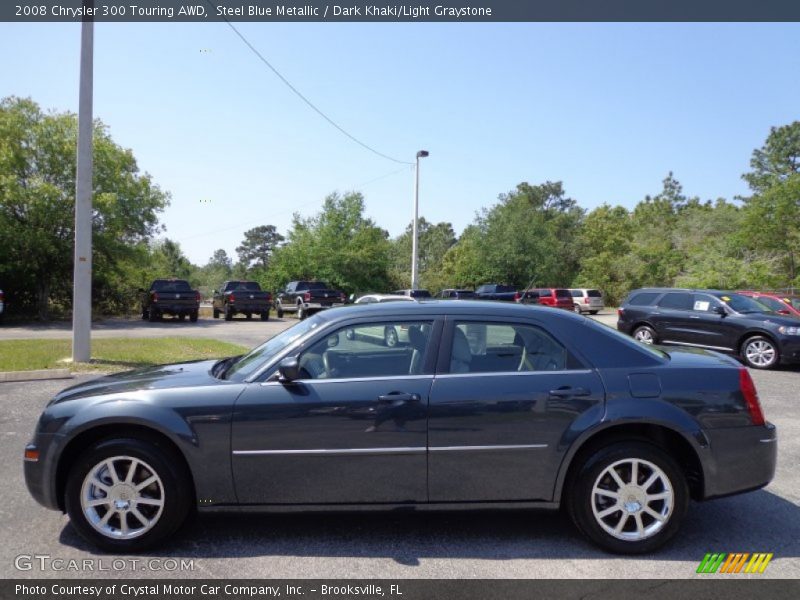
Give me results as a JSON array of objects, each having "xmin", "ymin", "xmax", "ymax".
[{"xmin": 1, "ymin": 95, "xmax": 798, "ymax": 319}]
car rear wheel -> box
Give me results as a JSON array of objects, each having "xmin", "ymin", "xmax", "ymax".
[
  {"xmin": 276, "ymin": 304, "xmax": 284, "ymax": 318},
  {"xmin": 384, "ymin": 326, "xmax": 399, "ymax": 347},
  {"xmin": 189, "ymin": 311, "xmax": 198, "ymax": 323},
  {"xmin": 298, "ymin": 304, "xmax": 306, "ymax": 320},
  {"xmin": 741, "ymin": 336, "xmax": 779, "ymax": 370},
  {"xmin": 64, "ymin": 438, "xmax": 192, "ymax": 552},
  {"xmin": 632, "ymin": 325, "xmax": 657, "ymax": 345},
  {"xmin": 148, "ymin": 309, "xmax": 159, "ymax": 323},
  {"xmin": 245, "ymin": 312, "xmax": 252, "ymax": 320},
  {"xmin": 573, "ymin": 304, "xmax": 582, "ymax": 314},
  {"xmin": 224, "ymin": 306, "xmax": 233, "ymax": 321},
  {"xmin": 213, "ymin": 308, "xmax": 220, "ymax": 319},
  {"xmin": 567, "ymin": 442, "xmax": 688, "ymax": 554},
  {"xmin": 260, "ymin": 311, "xmax": 269, "ymax": 321}
]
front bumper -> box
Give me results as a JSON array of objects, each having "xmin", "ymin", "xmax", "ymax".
[
  {"xmin": 777, "ymin": 336, "xmax": 800, "ymax": 364},
  {"xmin": 701, "ymin": 422, "xmax": 777, "ymax": 499},
  {"xmin": 24, "ymin": 432, "xmax": 65, "ymax": 511}
]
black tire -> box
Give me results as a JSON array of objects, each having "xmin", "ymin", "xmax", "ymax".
[
  {"xmin": 590, "ymin": 310, "xmax": 599, "ymax": 315},
  {"xmin": 740, "ymin": 335, "xmax": 779, "ymax": 370},
  {"xmin": 297, "ymin": 304, "xmax": 306, "ymax": 320},
  {"xmin": 148, "ymin": 309, "xmax": 159, "ymax": 323},
  {"xmin": 260, "ymin": 311, "xmax": 269, "ymax": 321},
  {"xmin": 213, "ymin": 308, "xmax": 220, "ymax": 319},
  {"xmin": 64, "ymin": 437, "xmax": 192, "ymax": 553},
  {"xmin": 178, "ymin": 314, "xmax": 186, "ymax": 322},
  {"xmin": 189, "ymin": 310, "xmax": 198, "ymax": 323},
  {"xmin": 141, "ymin": 309, "xmax": 149, "ymax": 321},
  {"xmin": 224, "ymin": 306, "xmax": 233, "ymax": 321},
  {"xmin": 632, "ymin": 325, "xmax": 657, "ymax": 345},
  {"xmin": 276, "ymin": 304, "xmax": 284, "ymax": 318},
  {"xmin": 566, "ymin": 442, "xmax": 689, "ymax": 554},
  {"xmin": 245, "ymin": 312, "xmax": 252, "ymax": 320},
  {"xmin": 573, "ymin": 304, "xmax": 582, "ymax": 314},
  {"xmin": 384, "ymin": 326, "xmax": 399, "ymax": 347}
]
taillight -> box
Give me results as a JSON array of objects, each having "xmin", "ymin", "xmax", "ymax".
[
  {"xmin": 340, "ymin": 293, "xmax": 346, "ymax": 302},
  {"xmin": 195, "ymin": 291, "xmax": 201, "ymax": 303},
  {"xmin": 266, "ymin": 293, "xmax": 272, "ymax": 302},
  {"xmin": 229, "ymin": 293, "xmax": 235, "ymax": 303},
  {"xmin": 304, "ymin": 291, "xmax": 311, "ymax": 301},
  {"xmin": 584, "ymin": 297, "xmax": 590, "ymax": 304},
  {"xmin": 739, "ymin": 368, "xmax": 765, "ymax": 426},
  {"xmin": 514, "ymin": 292, "xmax": 521, "ymax": 302},
  {"xmin": 617, "ymin": 308, "xmax": 624, "ymax": 317},
  {"xmin": 152, "ymin": 292, "xmax": 159, "ymax": 303},
  {"xmin": 0, "ymin": 290, "xmax": 4, "ymax": 302}
]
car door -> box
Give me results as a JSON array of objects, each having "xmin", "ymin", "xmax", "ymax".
[
  {"xmin": 427, "ymin": 319, "xmax": 604, "ymax": 502},
  {"xmin": 230, "ymin": 318, "xmax": 439, "ymax": 504},
  {"xmin": 652, "ymin": 291, "xmax": 694, "ymax": 342},
  {"xmin": 686, "ymin": 293, "xmax": 738, "ymax": 351}
]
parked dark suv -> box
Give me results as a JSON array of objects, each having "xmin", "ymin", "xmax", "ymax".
[{"xmin": 618, "ymin": 288, "xmax": 800, "ymax": 369}]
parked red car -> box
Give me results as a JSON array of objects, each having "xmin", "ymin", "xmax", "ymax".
[
  {"xmin": 529, "ymin": 288, "xmax": 574, "ymax": 310},
  {"xmin": 737, "ymin": 291, "xmax": 800, "ymax": 318}
]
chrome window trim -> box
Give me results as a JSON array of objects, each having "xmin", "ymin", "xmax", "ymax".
[
  {"xmin": 260, "ymin": 375, "xmax": 435, "ymax": 386},
  {"xmin": 434, "ymin": 369, "xmax": 593, "ymax": 379},
  {"xmin": 661, "ymin": 340, "xmax": 733, "ymax": 352}
]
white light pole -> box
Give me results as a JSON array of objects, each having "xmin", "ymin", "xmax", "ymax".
[
  {"xmin": 72, "ymin": 13, "xmax": 94, "ymax": 362},
  {"xmin": 411, "ymin": 149, "xmax": 429, "ymax": 290}
]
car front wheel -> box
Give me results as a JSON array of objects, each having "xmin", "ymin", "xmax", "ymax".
[
  {"xmin": 632, "ymin": 325, "xmax": 657, "ymax": 345},
  {"xmin": 573, "ymin": 304, "xmax": 582, "ymax": 314},
  {"xmin": 64, "ymin": 438, "xmax": 192, "ymax": 552},
  {"xmin": 741, "ymin": 336, "xmax": 779, "ymax": 369},
  {"xmin": 567, "ymin": 442, "xmax": 688, "ymax": 554}
]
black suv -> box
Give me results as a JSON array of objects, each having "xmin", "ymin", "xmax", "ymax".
[{"xmin": 618, "ymin": 288, "xmax": 800, "ymax": 370}]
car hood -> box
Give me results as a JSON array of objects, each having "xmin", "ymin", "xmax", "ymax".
[{"xmin": 50, "ymin": 359, "xmax": 222, "ymax": 404}]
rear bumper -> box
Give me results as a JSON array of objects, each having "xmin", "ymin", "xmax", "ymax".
[
  {"xmin": 701, "ymin": 422, "xmax": 777, "ymax": 499},
  {"xmin": 152, "ymin": 304, "xmax": 198, "ymax": 314},
  {"xmin": 229, "ymin": 303, "xmax": 270, "ymax": 313}
]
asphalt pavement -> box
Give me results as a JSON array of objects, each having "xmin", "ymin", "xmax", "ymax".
[{"xmin": 1, "ymin": 358, "xmax": 798, "ymax": 579}]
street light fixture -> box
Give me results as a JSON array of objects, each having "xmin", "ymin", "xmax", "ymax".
[{"xmin": 411, "ymin": 150, "xmax": 429, "ymax": 290}]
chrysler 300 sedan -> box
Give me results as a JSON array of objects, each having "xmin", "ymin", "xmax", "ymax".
[{"xmin": 24, "ymin": 301, "xmax": 776, "ymax": 554}]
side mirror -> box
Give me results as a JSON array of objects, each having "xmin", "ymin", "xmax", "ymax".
[
  {"xmin": 713, "ymin": 305, "xmax": 727, "ymax": 316},
  {"xmin": 326, "ymin": 333, "xmax": 340, "ymax": 348},
  {"xmin": 277, "ymin": 357, "xmax": 301, "ymax": 382}
]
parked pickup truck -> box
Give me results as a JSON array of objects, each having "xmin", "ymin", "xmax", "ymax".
[
  {"xmin": 0, "ymin": 287, "xmax": 4, "ymax": 324},
  {"xmin": 275, "ymin": 280, "xmax": 346, "ymax": 320},
  {"xmin": 213, "ymin": 281, "xmax": 272, "ymax": 321},
  {"xmin": 140, "ymin": 279, "xmax": 200, "ymax": 322},
  {"xmin": 474, "ymin": 283, "xmax": 519, "ymax": 302}
]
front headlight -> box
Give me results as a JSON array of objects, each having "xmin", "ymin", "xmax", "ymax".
[{"xmin": 778, "ymin": 325, "xmax": 800, "ymax": 335}]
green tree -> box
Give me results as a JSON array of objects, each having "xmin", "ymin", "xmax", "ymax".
[
  {"xmin": 0, "ymin": 96, "xmax": 169, "ymax": 318},
  {"xmin": 742, "ymin": 121, "xmax": 800, "ymax": 194},
  {"xmin": 235, "ymin": 225, "xmax": 284, "ymax": 270},
  {"xmin": 388, "ymin": 218, "xmax": 457, "ymax": 290}
]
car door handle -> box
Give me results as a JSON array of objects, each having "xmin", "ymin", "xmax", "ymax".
[
  {"xmin": 548, "ymin": 387, "xmax": 591, "ymax": 398},
  {"xmin": 378, "ymin": 393, "xmax": 420, "ymax": 404}
]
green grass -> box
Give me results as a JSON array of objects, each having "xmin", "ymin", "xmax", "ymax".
[{"xmin": 0, "ymin": 337, "xmax": 248, "ymax": 373}]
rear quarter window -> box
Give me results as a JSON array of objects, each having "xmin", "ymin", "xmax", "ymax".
[
  {"xmin": 626, "ymin": 292, "xmax": 660, "ymax": 306},
  {"xmin": 587, "ymin": 290, "xmax": 602, "ymax": 297}
]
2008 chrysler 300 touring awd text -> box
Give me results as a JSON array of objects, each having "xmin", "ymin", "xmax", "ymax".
[{"xmin": 24, "ymin": 301, "xmax": 776, "ymax": 554}]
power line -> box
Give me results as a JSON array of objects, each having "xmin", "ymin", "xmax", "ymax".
[{"xmin": 207, "ymin": 3, "xmax": 413, "ymax": 166}]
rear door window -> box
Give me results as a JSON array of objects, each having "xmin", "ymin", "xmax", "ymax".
[
  {"xmin": 657, "ymin": 292, "xmax": 692, "ymax": 311},
  {"xmin": 627, "ymin": 292, "xmax": 660, "ymax": 306},
  {"xmin": 556, "ymin": 289, "xmax": 572, "ymax": 299}
]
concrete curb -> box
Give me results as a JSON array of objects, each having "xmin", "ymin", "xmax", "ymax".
[{"xmin": 0, "ymin": 369, "xmax": 73, "ymax": 383}]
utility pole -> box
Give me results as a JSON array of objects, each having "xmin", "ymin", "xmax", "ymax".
[{"xmin": 72, "ymin": 12, "xmax": 94, "ymax": 362}]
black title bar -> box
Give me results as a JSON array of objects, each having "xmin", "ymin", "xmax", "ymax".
[{"xmin": 5, "ymin": 0, "xmax": 800, "ymax": 22}]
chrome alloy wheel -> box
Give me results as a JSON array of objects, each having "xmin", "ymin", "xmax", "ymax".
[
  {"xmin": 744, "ymin": 339, "xmax": 776, "ymax": 368},
  {"xmin": 633, "ymin": 328, "xmax": 654, "ymax": 344},
  {"xmin": 80, "ymin": 456, "xmax": 165, "ymax": 540},
  {"xmin": 591, "ymin": 458, "xmax": 673, "ymax": 541}
]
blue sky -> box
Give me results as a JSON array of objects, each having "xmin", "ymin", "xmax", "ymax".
[{"xmin": 2, "ymin": 22, "xmax": 799, "ymax": 264}]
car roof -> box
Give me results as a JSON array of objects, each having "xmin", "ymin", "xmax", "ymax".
[
  {"xmin": 356, "ymin": 294, "xmax": 415, "ymax": 302},
  {"xmin": 631, "ymin": 288, "xmax": 733, "ymax": 295},
  {"xmin": 318, "ymin": 299, "xmax": 587, "ymax": 321}
]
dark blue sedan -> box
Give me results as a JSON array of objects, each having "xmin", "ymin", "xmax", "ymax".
[{"xmin": 24, "ymin": 301, "xmax": 776, "ymax": 554}]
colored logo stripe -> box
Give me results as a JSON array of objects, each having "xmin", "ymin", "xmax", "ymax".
[{"xmin": 697, "ymin": 553, "xmax": 773, "ymax": 574}]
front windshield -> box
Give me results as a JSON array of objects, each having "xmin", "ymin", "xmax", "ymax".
[
  {"xmin": 225, "ymin": 315, "xmax": 324, "ymax": 381},
  {"xmin": 715, "ymin": 293, "xmax": 769, "ymax": 314},
  {"xmin": 789, "ymin": 297, "xmax": 800, "ymax": 311}
]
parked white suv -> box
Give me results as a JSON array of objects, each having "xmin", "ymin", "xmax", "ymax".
[{"xmin": 568, "ymin": 288, "xmax": 604, "ymax": 314}]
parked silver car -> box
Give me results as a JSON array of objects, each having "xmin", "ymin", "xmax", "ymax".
[{"xmin": 569, "ymin": 288, "xmax": 604, "ymax": 314}]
